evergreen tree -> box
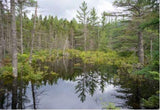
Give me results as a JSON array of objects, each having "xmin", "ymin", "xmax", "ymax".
[
  {"xmin": 113, "ymin": 0, "xmax": 159, "ymax": 64},
  {"xmin": 88, "ymin": 8, "xmax": 99, "ymax": 50},
  {"xmin": 77, "ymin": 1, "xmax": 89, "ymax": 51}
]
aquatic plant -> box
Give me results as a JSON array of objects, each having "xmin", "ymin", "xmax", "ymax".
[{"xmin": 102, "ymin": 102, "xmax": 120, "ymax": 110}]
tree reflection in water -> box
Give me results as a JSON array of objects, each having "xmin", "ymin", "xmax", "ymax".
[
  {"xmin": 113, "ymin": 73, "xmax": 159, "ymax": 109},
  {"xmin": 0, "ymin": 58, "xmax": 158, "ymax": 109}
]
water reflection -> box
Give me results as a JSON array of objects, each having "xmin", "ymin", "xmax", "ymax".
[
  {"xmin": 0, "ymin": 58, "xmax": 158, "ymax": 109},
  {"xmin": 113, "ymin": 74, "xmax": 159, "ymax": 109}
]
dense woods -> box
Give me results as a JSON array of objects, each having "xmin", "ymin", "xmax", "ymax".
[{"xmin": 0, "ymin": 0, "xmax": 159, "ymax": 109}]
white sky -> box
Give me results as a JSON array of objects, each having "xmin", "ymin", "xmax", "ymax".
[{"xmin": 28, "ymin": 0, "xmax": 122, "ymax": 21}]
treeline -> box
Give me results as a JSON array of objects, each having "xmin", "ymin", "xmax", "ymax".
[{"xmin": 0, "ymin": 0, "xmax": 159, "ymax": 76}]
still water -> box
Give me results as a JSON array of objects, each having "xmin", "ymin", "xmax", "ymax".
[
  {"xmin": 25, "ymin": 79, "xmax": 124, "ymax": 109},
  {"xmin": 0, "ymin": 58, "xmax": 158, "ymax": 109}
]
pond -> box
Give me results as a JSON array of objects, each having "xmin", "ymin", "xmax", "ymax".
[{"xmin": 0, "ymin": 58, "xmax": 158, "ymax": 109}]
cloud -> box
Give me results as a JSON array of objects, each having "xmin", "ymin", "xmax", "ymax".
[{"xmin": 29, "ymin": 0, "xmax": 117, "ymax": 21}]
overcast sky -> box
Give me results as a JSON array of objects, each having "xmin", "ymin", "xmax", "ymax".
[{"xmin": 29, "ymin": 0, "xmax": 122, "ymax": 21}]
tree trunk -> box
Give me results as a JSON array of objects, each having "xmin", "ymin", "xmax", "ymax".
[
  {"xmin": 0, "ymin": 1, "xmax": 3, "ymax": 68},
  {"xmin": 84, "ymin": 24, "xmax": 87, "ymax": 51},
  {"xmin": 138, "ymin": 31, "xmax": 144, "ymax": 64},
  {"xmin": 12, "ymin": 78, "xmax": 17, "ymax": 109},
  {"xmin": 31, "ymin": 83, "xmax": 36, "ymax": 109},
  {"xmin": 29, "ymin": 2, "xmax": 37, "ymax": 63},
  {"xmin": 6, "ymin": 1, "xmax": 12, "ymax": 55},
  {"xmin": 18, "ymin": 66, "xmax": 23, "ymax": 109},
  {"xmin": 7, "ymin": 14, "xmax": 12, "ymax": 54},
  {"xmin": 20, "ymin": 3, "xmax": 23, "ymax": 54},
  {"xmin": 11, "ymin": 0, "xmax": 18, "ymax": 77}
]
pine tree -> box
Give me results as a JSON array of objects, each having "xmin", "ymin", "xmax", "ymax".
[
  {"xmin": 88, "ymin": 8, "xmax": 99, "ymax": 26},
  {"xmin": 113, "ymin": 0, "xmax": 152, "ymax": 64},
  {"xmin": 77, "ymin": 1, "xmax": 89, "ymax": 51},
  {"xmin": 88, "ymin": 8, "xmax": 99, "ymax": 50}
]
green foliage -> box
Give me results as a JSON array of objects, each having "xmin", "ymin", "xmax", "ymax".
[
  {"xmin": 24, "ymin": 71, "xmax": 43, "ymax": 82},
  {"xmin": 76, "ymin": 1, "xmax": 89, "ymax": 24},
  {"xmin": 101, "ymin": 11, "xmax": 106, "ymax": 28},
  {"xmin": 99, "ymin": 31, "xmax": 108, "ymax": 51},
  {"xmin": 142, "ymin": 95, "xmax": 159, "ymax": 108},
  {"xmin": 18, "ymin": 62, "xmax": 33, "ymax": 76},
  {"xmin": 0, "ymin": 70, "xmax": 14, "ymax": 80},
  {"xmin": 146, "ymin": 71, "xmax": 159, "ymax": 80},
  {"xmin": 102, "ymin": 102, "xmax": 120, "ymax": 110},
  {"xmin": 0, "ymin": 66, "xmax": 12, "ymax": 75},
  {"xmin": 26, "ymin": 0, "xmax": 37, "ymax": 7},
  {"xmin": 1, "ymin": 49, "xmax": 140, "ymax": 83},
  {"xmin": 0, "ymin": 66, "xmax": 14, "ymax": 84},
  {"xmin": 88, "ymin": 8, "xmax": 99, "ymax": 26},
  {"xmin": 140, "ymin": 17, "xmax": 159, "ymax": 29},
  {"xmin": 67, "ymin": 49, "xmax": 122, "ymax": 66},
  {"xmin": 134, "ymin": 61, "xmax": 159, "ymax": 80},
  {"xmin": 18, "ymin": 53, "xmax": 29, "ymax": 62}
]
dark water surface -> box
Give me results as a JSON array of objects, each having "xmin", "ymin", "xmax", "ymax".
[{"xmin": 0, "ymin": 58, "xmax": 158, "ymax": 109}]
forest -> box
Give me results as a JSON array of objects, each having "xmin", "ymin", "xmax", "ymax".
[{"xmin": 0, "ymin": 0, "xmax": 159, "ymax": 109}]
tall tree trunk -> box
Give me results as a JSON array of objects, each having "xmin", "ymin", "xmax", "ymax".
[
  {"xmin": 0, "ymin": 81, "xmax": 5, "ymax": 109},
  {"xmin": 12, "ymin": 78, "xmax": 17, "ymax": 109},
  {"xmin": 0, "ymin": 1, "xmax": 3, "ymax": 68},
  {"xmin": 7, "ymin": 14, "xmax": 12, "ymax": 54},
  {"xmin": 18, "ymin": 66, "xmax": 23, "ymax": 109},
  {"xmin": 6, "ymin": 1, "xmax": 12, "ymax": 55},
  {"xmin": 29, "ymin": 2, "xmax": 37, "ymax": 63},
  {"xmin": 18, "ymin": 80, "xmax": 23, "ymax": 109},
  {"xmin": 31, "ymin": 83, "xmax": 36, "ymax": 109},
  {"xmin": 138, "ymin": 31, "xmax": 144, "ymax": 64},
  {"xmin": 11, "ymin": 0, "xmax": 18, "ymax": 77},
  {"xmin": 20, "ymin": 3, "xmax": 23, "ymax": 54}
]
